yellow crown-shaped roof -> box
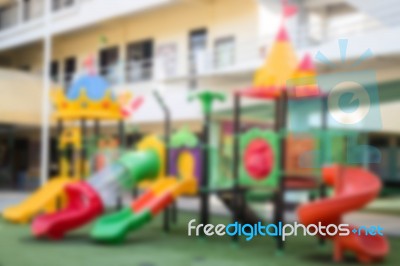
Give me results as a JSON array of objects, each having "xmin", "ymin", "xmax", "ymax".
[{"xmin": 51, "ymin": 88, "xmax": 123, "ymax": 121}]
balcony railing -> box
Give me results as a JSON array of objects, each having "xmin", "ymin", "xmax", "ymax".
[
  {"xmin": 22, "ymin": 1, "xmax": 400, "ymax": 89},
  {"xmin": 52, "ymin": 0, "xmax": 76, "ymax": 12},
  {"xmin": 0, "ymin": 4, "xmax": 18, "ymax": 30},
  {"xmin": 293, "ymin": 4, "xmax": 400, "ymax": 48},
  {"xmin": 0, "ymin": 0, "xmax": 78, "ymax": 33},
  {"xmin": 24, "ymin": 0, "xmax": 45, "ymax": 22},
  {"xmin": 51, "ymin": 40, "xmax": 263, "ymax": 88}
]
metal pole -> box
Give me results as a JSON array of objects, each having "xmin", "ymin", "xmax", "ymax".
[
  {"xmin": 56, "ymin": 119, "xmax": 63, "ymax": 209},
  {"xmin": 232, "ymin": 93, "xmax": 241, "ymax": 242},
  {"xmin": 200, "ymin": 107, "xmax": 210, "ymax": 230},
  {"xmin": 153, "ymin": 90, "xmax": 174, "ymax": 230},
  {"xmin": 80, "ymin": 119, "xmax": 87, "ymax": 180},
  {"xmin": 164, "ymin": 104, "xmax": 173, "ymax": 230},
  {"xmin": 94, "ymin": 120, "xmax": 100, "ymax": 139},
  {"xmin": 274, "ymin": 92, "xmax": 287, "ymax": 252},
  {"xmin": 118, "ymin": 120, "xmax": 126, "ymax": 149},
  {"xmin": 39, "ymin": 0, "xmax": 52, "ymax": 186},
  {"xmin": 116, "ymin": 119, "xmax": 125, "ymax": 210},
  {"xmin": 93, "ymin": 119, "xmax": 100, "ymax": 174},
  {"xmin": 57, "ymin": 119, "xmax": 63, "ymax": 176},
  {"xmin": 363, "ymin": 133, "xmax": 370, "ymax": 170},
  {"xmin": 319, "ymin": 96, "xmax": 328, "ymax": 198},
  {"xmin": 319, "ymin": 95, "xmax": 328, "ymax": 246}
]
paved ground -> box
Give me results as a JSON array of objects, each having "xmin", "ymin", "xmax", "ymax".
[
  {"xmin": 0, "ymin": 191, "xmax": 27, "ymax": 211},
  {"xmin": 1, "ymin": 191, "xmax": 399, "ymax": 236}
]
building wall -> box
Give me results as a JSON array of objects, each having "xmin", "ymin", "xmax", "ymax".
[{"xmin": 5, "ymin": 0, "xmax": 259, "ymax": 82}]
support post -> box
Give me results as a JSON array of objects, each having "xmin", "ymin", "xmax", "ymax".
[
  {"xmin": 320, "ymin": 95, "xmax": 328, "ymax": 187},
  {"xmin": 319, "ymin": 96, "xmax": 328, "ymax": 246},
  {"xmin": 189, "ymin": 91, "xmax": 226, "ymax": 234},
  {"xmin": 116, "ymin": 119, "xmax": 125, "ymax": 210},
  {"xmin": 232, "ymin": 93, "xmax": 241, "ymax": 242},
  {"xmin": 153, "ymin": 90, "xmax": 173, "ymax": 232},
  {"xmin": 200, "ymin": 106, "xmax": 210, "ymax": 230},
  {"xmin": 39, "ymin": 0, "xmax": 52, "ymax": 186},
  {"xmin": 80, "ymin": 119, "xmax": 87, "ymax": 180},
  {"xmin": 164, "ymin": 103, "xmax": 172, "ymax": 231},
  {"xmin": 56, "ymin": 119, "xmax": 63, "ymax": 209},
  {"xmin": 57, "ymin": 119, "xmax": 64, "ymax": 176},
  {"xmin": 274, "ymin": 91, "xmax": 288, "ymax": 252},
  {"xmin": 94, "ymin": 120, "xmax": 100, "ymax": 139}
]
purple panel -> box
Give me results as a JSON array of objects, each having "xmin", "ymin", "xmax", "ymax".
[{"xmin": 169, "ymin": 147, "xmax": 202, "ymax": 184}]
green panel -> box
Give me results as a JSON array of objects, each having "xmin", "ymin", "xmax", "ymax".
[
  {"xmin": 239, "ymin": 129, "xmax": 280, "ymax": 188},
  {"xmin": 170, "ymin": 126, "xmax": 199, "ymax": 148},
  {"xmin": 209, "ymin": 122, "xmax": 236, "ymax": 189},
  {"xmin": 117, "ymin": 150, "xmax": 160, "ymax": 188}
]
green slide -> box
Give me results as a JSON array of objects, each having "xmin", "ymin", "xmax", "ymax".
[{"xmin": 91, "ymin": 207, "xmax": 152, "ymax": 243}]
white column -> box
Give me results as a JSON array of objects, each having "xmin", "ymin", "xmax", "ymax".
[
  {"xmin": 17, "ymin": 0, "xmax": 23, "ymax": 24},
  {"xmin": 39, "ymin": 0, "xmax": 52, "ymax": 186}
]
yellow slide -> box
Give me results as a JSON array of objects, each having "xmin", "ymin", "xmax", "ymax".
[{"xmin": 2, "ymin": 177, "xmax": 74, "ymax": 224}]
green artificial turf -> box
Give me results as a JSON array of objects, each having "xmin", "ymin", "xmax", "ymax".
[
  {"xmin": 363, "ymin": 196, "xmax": 400, "ymax": 216},
  {"xmin": 0, "ymin": 212, "xmax": 399, "ymax": 266}
]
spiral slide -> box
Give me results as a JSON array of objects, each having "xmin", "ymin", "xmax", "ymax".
[
  {"xmin": 2, "ymin": 177, "xmax": 73, "ymax": 224},
  {"xmin": 31, "ymin": 149, "xmax": 160, "ymax": 239},
  {"xmin": 91, "ymin": 176, "xmax": 197, "ymax": 243},
  {"xmin": 297, "ymin": 165, "xmax": 389, "ymax": 263}
]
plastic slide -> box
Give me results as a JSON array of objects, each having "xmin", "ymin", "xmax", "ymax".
[
  {"xmin": 31, "ymin": 149, "xmax": 160, "ymax": 239},
  {"xmin": 297, "ymin": 165, "xmax": 389, "ymax": 263},
  {"xmin": 91, "ymin": 177, "xmax": 196, "ymax": 243},
  {"xmin": 2, "ymin": 177, "xmax": 73, "ymax": 223}
]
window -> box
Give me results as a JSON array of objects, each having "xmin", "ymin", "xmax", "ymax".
[
  {"xmin": 214, "ymin": 36, "xmax": 235, "ymax": 68},
  {"xmin": 23, "ymin": 0, "xmax": 31, "ymax": 21},
  {"xmin": 99, "ymin": 46, "xmax": 119, "ymax": 84},
  {"xmin": 126, "ymin": 40, "xmax": 153, "ymax": 82},
  {"xmin": 52, "ymin": 0, "xmax": 74, "ymax": 12},
  {"xmin": 50, "ymin": 61, "xmax": 59, "ymax": 82},
  {"xmin": 189, "ymin": 28, "xmax": 207, "ymax": 76},
  {"xmin": 0, "ymin": 4, "xmax": 18, "ymax": 30},
  {"xmin": 156, "ymin": 43, "xmax": 177, "ymax": 78},
  {"xmin": 64, "ymin": 57, "xmax": 76, "ymax": 89},
  {"xmin": 23, "ymin": 0, "xmax": 44, "ymax": 21}
]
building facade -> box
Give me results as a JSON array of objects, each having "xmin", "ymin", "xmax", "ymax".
[{"xmin": 0, "ymin": 0, "xmax": 400, "ymax": 189}]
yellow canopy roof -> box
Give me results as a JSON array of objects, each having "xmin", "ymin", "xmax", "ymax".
[{"xmin": 253, "ymin": 27, "xmax": 299, "ymax": 88}]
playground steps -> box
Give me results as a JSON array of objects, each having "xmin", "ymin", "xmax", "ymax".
[{"xmin": 217, "ymin": 190, "xmax": 260, "ymax": 225}]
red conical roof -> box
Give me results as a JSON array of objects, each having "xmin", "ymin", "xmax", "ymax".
[
  {"xmin": 298, "ymin": 53, "xmax": 315, "ymax": 71},
  {"xmin": 276, "ymin": 26, "xmax": 289, "ymax": 42}
]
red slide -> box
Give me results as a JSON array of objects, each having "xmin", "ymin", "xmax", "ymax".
[
  {"xmin": 297, "ymin": 165, "xmax": 389, "ymax": 263},
  {"xmin": 32, "ymin": 181, "xmax": 104, "ymax": 239}
]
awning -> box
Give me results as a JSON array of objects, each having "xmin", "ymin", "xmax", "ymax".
[{"xmin": 0, "ymin": 68, "xmax": 57, "ymax": 126}]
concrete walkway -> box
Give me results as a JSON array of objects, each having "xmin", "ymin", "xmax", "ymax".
[
  {"xmin": 0, "ymin": 191, "xmax": 27, "ymax": 211},
  {"xmin": 1, "ymin": 191, "xmax": 399, "ymax": 236}
]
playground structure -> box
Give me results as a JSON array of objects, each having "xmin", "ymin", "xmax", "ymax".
[
  {"xmin": 298, "ymin": 165, "xmax": 389, "ymax": 263},
  {"xmin": 1, "ymin": 9, "xmax": 390, "ymax": 265},
  {"xmin": 2, "ymin": 75, "xmax": 126, "ymax": 223},
  {"xmin": 92, "ymin": 136, "xmax": 121, "ymax": 172}
]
